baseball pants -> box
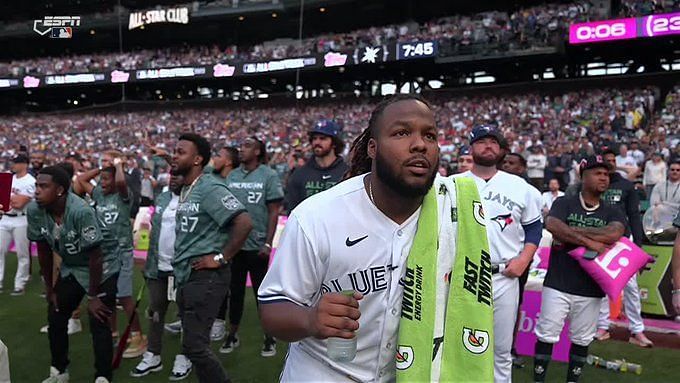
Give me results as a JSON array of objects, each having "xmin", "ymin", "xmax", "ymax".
[
  {"xmin": 0, "ymin": 339, "xmax": 9, "ymax": 383},
  {"xmin": 597, "ymin": 274, "xmax": 644, "ymax": 334},
  {"xmin": 492, "ymin": 273, "xmax": 519, "ymax": 383},
  {"xmin": 0, "ymin": 215, "xmax": 30, "ymax": 291},
  {"xmin": 535, "ymin": 287, "xmax": 600, "ymax": 346}
]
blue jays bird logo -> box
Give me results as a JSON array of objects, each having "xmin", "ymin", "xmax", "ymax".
[{"xmin": 491, "ymin": 213, "xmax": 513, "ymax": 231}]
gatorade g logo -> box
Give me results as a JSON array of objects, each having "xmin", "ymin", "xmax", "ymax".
[
  {"xmin": 396, "ymin": 345, "xmax": 414, "ymax": 370},
  {"xmin": 462, "ymin": 327, "xmax": 490, "ymax": 354},
  {"xmin": 473, "ymin": 201, "xmax": 485, "ymax": 226}
]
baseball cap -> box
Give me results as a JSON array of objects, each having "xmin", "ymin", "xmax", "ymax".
[
  {"xmin": 459, "ymin": 145, "xmax": 471, "ymax": 156},
  {"xmin": 469, "ymin": 125, "xmax": 502, "ymax": 145},
  {"xmin": 310, "ymin": 119, "xmax": 341, "ymax": 138},
  {"xmin": 12, "ymin": 154, "xmax": 29, "ymax": 164},
  {"xmin": 579, "ymin": 155, "xmax": 610, "ymax": 175}
]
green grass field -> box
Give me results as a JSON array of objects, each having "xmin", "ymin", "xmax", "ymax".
[{"xmin": 1, "ymin": 254, "xmax": 678, "ymax": 382}]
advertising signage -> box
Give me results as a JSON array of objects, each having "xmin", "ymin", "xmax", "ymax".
[{"xmin": 569, "ymin": 12, "xmax": 680, "ymax": 44}]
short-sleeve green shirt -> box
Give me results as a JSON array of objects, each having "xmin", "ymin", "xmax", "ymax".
[
  {"xmin": 92, "ymin": 186, "xmax": 134, "ymax": 257},
  {"xmin": 173, "ymin": 174, "xmax": 246, "ymax": 285},
  {"xmin": 27, "ymin": 193, "xmax": 120, "ymax": 290},
  {"xmin": 226, "ymin": 165, "xmax": 284, "ymax": 251}
]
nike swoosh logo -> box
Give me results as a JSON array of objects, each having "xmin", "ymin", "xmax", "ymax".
[
  {"xmin": 322, "ymin": 175, "xmax": 332, "ymax": 180},
  {"xmin": 346, "ymin": 235, "xmax": 368, "ymax": 247}
]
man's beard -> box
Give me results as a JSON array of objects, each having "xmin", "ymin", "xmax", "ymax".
[
  {"xmin": 172, "ymin": 163, "xmax": 191, "ymax": 178},
  {"xmin": 473, "ymin": 152, "xmax": 500, "ymax": 167},
  {"xmin": 374, "ymin": 151, "xmax": 436, "ymax": 198},
  {"xmin": 314, "ymin": 145, "xmax": 333, "ymax": 158}
]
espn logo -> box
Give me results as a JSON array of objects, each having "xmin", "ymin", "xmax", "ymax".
[{"xmin": 33, "ymin": 16, "xmax": 81, "ymax": 37}]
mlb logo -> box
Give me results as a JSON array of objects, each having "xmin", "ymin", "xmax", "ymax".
[{"xmin": 51, "ymin": 27, "xmax": 72, "ymax": 38}]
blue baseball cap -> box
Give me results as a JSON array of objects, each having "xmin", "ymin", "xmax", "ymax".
[
  {"xmin": 469, "ymin": 125, "xmax": 502, "ymax": 145},
  {"xmin": 310, "ymin": 119, "xmax": 342, "ymax": 138},
  {"xmin": 459, "ymin": 145, "xmax": 471, "ymax": 156}
]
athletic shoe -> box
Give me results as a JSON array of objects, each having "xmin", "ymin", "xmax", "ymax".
[
  {"xmin": 123, "ymin": 332, "xmax": 148, "ymax": 359},
  {"xmin": 10, "ymin": 288, "xmax": 25, "ymax": 296},
  {"xmin": 261, "ymin": 336, "xmax": 277, "ymax": 357},
  {"xmin": 629, "ymin": 332, "xmax": 654, "ymax": 348},
  {"xmin": 219, "ymin": 334, "xmax": 240, "ymax": 354},
  {"xmin": 40, "ymin": 324, "xmax": 49, "ymax": 334},
  {"xmin": 94, "ymin": 378, "xmax": 110, "ymax": 383},
  {"xmin": 595, "ymin": 329, "xmax": 610, "ymax": 341},
  {"xmin": 511, "ymin": 352, "xmax": 525, "ymax": 369},
  {"xmin": 210, "ymin": 319, "xmax": 226, "ymax": 342},
  {"xmin": 67, "ymin": 318, "xmax": 82, "ymax": 335},
  {"xmin": 130, "ymin": 352, "xmax": 162, "ymax": 377},
  {"xmin": 41, "ymin": 366, "xmax": 69, "ymax": 383},
  {"xmin": 164, "ymin": 320, "xmax": 182, "ymax": 334},
  {"xmin": 169, "ymin": 354, "xmax": 192, "ymax": 381}
]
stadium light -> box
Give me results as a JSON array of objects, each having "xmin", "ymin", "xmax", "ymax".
[
  {"xmin": 320, "ymin": 7, "xmax": 326, "ymax": 12},
  {"xmin": 428, "ymin": 80, "xmax": 443, "ymax": 89},
  {"xmin": 272, "ymin": 13, "xmax": 278, "ymax": 18},
  {"xmin": 238, "ymin": 16, "xmax": 245, "ymax": 21}
]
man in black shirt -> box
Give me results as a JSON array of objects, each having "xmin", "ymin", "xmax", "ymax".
[
  {"xmin": 533, "ymin": 155, "xmax": 626, "ymax": 383},
  {"xmin": 284, "ymin": 119, "xmax": 348, "ymax": 211}
]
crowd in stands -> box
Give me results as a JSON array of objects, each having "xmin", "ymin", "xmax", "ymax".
[
  {"xmin": 617, "ymin": 0, "xmax": 680, "ymax": 17},
  {"xmin": 1, "ymin": 84, "xmax": 677, "ymax": 193},
  {"xmin": 0, "ymin": 1, "xmax": 598, "ymax": 76}
]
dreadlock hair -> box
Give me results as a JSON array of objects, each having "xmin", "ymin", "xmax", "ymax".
[
  {"xmin": 345, "ymin": 94, "xmax": 432, "ymax": 179},
  {"xmin": 249, "ymin": 136, "xmax": 267, "ymax": 164}
]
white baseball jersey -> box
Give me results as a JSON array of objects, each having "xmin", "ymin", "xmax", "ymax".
[
  {"xmin": 453, "ymin": 171, "xmax": 541, "ymax": 264},
  {"xmin": 258, "ymin": 174, "xmax": 420, "ymax": 382},
  {"xmin": 9, "ymin": 173, "xmax": 36, "ymax": 214}
]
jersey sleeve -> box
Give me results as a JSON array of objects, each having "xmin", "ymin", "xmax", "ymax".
[
  {"xmin": 22, "ymin": 179, "xmax": 36, "ymax": 198},
  {"xmin": 205, "ymin": 184, "xmax": 247, "ymax": 228},
  {"xmin": 76, "ymin": 207, "xmax": 103, "ymax": 250},
  {"xmin": 258, "ymin": 213, "xmax": 324, "ymax": 307},
  {"xmin": 522, "ymin": 184, "xmax": 543, "ymax": 225},
  {"xmin": 265, "ymin": 170, "xmax": 285, "ymax": 203},
  {"xmin": 26, "ymin": 202, "xmax": 44, "ymax": 242},
  {"xmin": 547, "ymin": 196, "xmax": 569, "ymax": 222}
]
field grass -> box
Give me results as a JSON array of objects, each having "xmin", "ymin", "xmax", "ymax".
[{"xmin": 1, "ymin": 254, "xmax": 679, "ymax": 382}]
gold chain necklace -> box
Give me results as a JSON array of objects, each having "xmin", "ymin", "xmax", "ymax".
[{"xmin": 179, "ymin": 174, "xmax": 202, "ymax": 203}]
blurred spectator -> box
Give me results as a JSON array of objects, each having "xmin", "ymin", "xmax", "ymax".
[
  {"xmin": 644, "ymin": 152, "xmax": 668, "ymax": 198},
  {"xmin": 526, "ymin": 145, "xmax": 547, "ymax": 191}
]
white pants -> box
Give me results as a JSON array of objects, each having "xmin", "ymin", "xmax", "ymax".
[
  {"xmin": 0, "ymin": 339, "xmax": 9, "ymax": 383},
  {"xmin": 492, "ymin": 274, "xmax": 519, "ymax": 383},
  {"xmin": 535, "ymin": 287, "xmax": 600, "ymax": 347},
  {"xmin": 0, "ymin": 216, "xmax": 30, "ymax": 291},
  {"xmin": 597, "ymin": 274, "xmax": 645, "ymax": 334}
]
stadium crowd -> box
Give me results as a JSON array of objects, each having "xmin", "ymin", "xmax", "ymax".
[
  {"xmin": 0, "ymin": 84, "xmax": 677, "ymax": 193},
  {"xmin": 0, "ymin": 0, "xmax": 599, "ymax": 76}
]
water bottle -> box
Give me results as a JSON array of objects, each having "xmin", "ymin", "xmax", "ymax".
[{"xmin": 327, "ymin": 290, "xmax": 357, "ymax": 362}]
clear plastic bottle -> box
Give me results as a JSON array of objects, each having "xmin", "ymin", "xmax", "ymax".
[{"xmin": 326, "ymin": 290, "xmax": 357, "ymax": 362}]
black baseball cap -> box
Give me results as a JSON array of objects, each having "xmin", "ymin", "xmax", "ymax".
[
  {"xmin": 469, "ymin": 125, "xmax": 502, "ymax": 145},
  {"xmin": 579, "ymin": 155, "xmax": 610, "ymax": 176},
  {"xmin": 12, "ymin": 154, "xmax": 29, "ymax": 164}
]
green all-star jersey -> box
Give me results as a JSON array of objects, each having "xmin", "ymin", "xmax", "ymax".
[
  {"xmin": 92, "ymin": 185, "xmax": 134, "ymax": 257},
  {"xmin": 226, "ymin": 164, "xmax": 284, "ymax": 251},
  {"xmin": 27, "ymin": 193, "xmax": 120, "ymax": 290},
  {"xmin": 173, "ymin": 174, "xmax": 247, "ymax": 285}
]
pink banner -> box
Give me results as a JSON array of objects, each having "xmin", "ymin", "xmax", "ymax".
[
  {"xmin": 641, "ymin": 12, "xmax": 680, "ymax": 38},
  {"xmin": 569, "ymin": 18, "xmax": 637, "ymax": 44},
  {"xmin": 515, "ymin": 290, "xmax": 570, "ymax": 362}
]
